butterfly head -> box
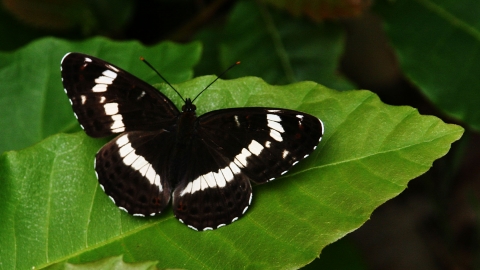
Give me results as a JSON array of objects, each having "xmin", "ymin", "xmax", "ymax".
[{"xmin": 182, "ymin": 98, "xmax": 197, "ymax": 113}]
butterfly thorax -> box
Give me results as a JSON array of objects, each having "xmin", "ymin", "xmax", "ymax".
[
  {"xmin": 175, "ymin": 98, "xmax": 197, "ymax": 145},
  {"xmin": 170, "ymin": 98, "xmax": 198, "ymax": 187}
]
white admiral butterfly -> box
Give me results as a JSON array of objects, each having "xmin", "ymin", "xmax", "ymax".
[{"xmin": 61, "ymin": 52, "xmax": 324, "ymax": 231}]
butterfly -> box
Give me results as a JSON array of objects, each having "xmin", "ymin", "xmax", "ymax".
[{"xmin": 60, "ymin": 52, "xmax": 324, "ymax": 231}]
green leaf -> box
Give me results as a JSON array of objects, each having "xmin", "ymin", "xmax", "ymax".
[
  {"xmin": 0, "ymin": 37, "xmax": 201, "ymax": 154},
  {"xmin": 46, "ymin": 255, "xmax": 158, "ymax": 270},
  {"xmin": 195, "ymin": 1, "xmax": 354, "ymax": 90},
  {"xmin": 374, "ymin": 0, "xmax": 480, "ymax": 130},
  {"xmin": 0, "ymin": 76, "xmax": 463, "ymax": 269}
]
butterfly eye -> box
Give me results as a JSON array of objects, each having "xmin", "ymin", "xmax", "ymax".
[{"xmin": 181, "ymin": 103, "xmax": 196, "ymax": 112}]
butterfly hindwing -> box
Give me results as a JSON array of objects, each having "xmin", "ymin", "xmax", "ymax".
[
  {"xmin": 172, "ymin": 135, "xmax": 253, "ymax": 231},
  {"xmin": 95, "ymin": 130, "xmax": 175, "ymax": 216},
  {"xmin": 197, "ymin": 108, "xmax": 324, "ymax": 183},
  {"xmin": 61, "ymin": 53, "xmax": 179, "ymax": 137}
]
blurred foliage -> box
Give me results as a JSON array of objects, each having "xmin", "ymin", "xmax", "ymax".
[{"xmin": 0, "ymin": 0, "xmax": 477, "ymax": 269}]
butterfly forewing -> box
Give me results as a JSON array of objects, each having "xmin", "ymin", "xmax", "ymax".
[
  {"xmin": 197, "ymin": 108, "xmax": 324, "ymax": 183},
  {"xmin": 61, "ymin": 53, "xmax": 179, "ymax": 137}
]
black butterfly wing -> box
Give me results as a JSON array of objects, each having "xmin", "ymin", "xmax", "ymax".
[
  {"xmin": 197, "ymin": 108, "xmax": 324, "ymax": 183},
  {"xmin": 61, "ymin": 52, "xmax": 179, "ymax": 137},
  {"xmin": 95, "ymin": 130, "xmax": 175, "ymax": 216},
  {"xmin": 172, "ymin": 108, "xmax": 323, "ymax": 231},
  {"xmin": 172, "ymin": 135, "xmax": 252, "ymax": 231}
]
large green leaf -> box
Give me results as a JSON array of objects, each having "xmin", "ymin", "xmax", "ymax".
[
  {"xmin": 195, "ymin": 1, "xmax": 354, "ymax": 90},
  {"xmin": 0, "ymin": 37, "xmax": 201, "ymax": 154},
  {"xmin": 375, "ymin": 0, "xmax": 480, "ymax": 130},
  {"xmin": 0, "ymin": 74, "xmax": 463, "ymax": 269}
]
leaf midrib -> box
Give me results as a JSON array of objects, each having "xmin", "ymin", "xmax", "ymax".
[{"xmin": 286, "ymin": 128, "xmax": 460, "ymax": 180}]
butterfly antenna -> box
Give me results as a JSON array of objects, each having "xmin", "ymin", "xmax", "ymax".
[
  {"xmin": 140, "ymin": 57, "xmax": 185, "ymax": 102},
  {"xmin": 192, "ymin": 61, "xmax": 241, "ymax": 103}
]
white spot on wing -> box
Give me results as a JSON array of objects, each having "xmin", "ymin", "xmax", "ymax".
[
  {"xmin": 116, "ymin": 134, "xmax": 130, "ymax": 148},
  {"xmin": 265, "ymin": 141, "xmax": 271, "ymax": 148},
  {"xmin": 270, "ymin": 129, "xmax": 283, "ymax": 142},
  {"xmin": 137, "ymin": 91, "xmax": 146, "ymax": 100},
  {"xmin": 102, "ymin": 70, "xmax": 118, "ymax": 79},
  {"xmin": 85, "ymin": 57, "xmax": 92, "ymax": 63},
  {"xmin": 213, "ymin": 170, "xmax": 227, "ymax": 188},
  {"xmin": 95, "ymin": 76, "xmax": 115, "ymax": 85},
  {"xmin": 204, "ymin": 172, "xmax": 217, "ymax": 188},
  {"xmin": 106, "ymin": 64, "xmax": 119, "ymax": 72},
  {"xmin": 248, "ymin": 140, "xmax": 264, "ymax": 156},
  {"xmin": 191, "ymin": 177, "xmax": 201, "ymax": 194},
  {"xmin": 154, "ymin": 175, "xmax": 162, "ymax": 191},
  {"xmin": 234, "ymin": 115, "xmax": 240, "ymax": 127},
  {"xmin": 110, "ymin": 114, "xmax": 125, "ymax": 132},
  {"xmin": 131, "ymin": 156, "xmax": 148, "ymax": 171},
  {"xmin": 267, "ymin": 120, "xmax": 284, "ymax": 133},
  {"xmin": 267, "ymin": 114, "xmax": 282, "ymax": 122},
  {"xmin": 200, "ymin": 175, "xmax": 208, "ymax": 191},
  {"xmin": 80, "ymin": 95, "xmax": 87, "ymax": 104},
  {"xmin": 104, "ymin": 103, "xmax": 119, "ymax": 115},
  {"xmin": 92, "ymin": 84, "xmax": 107, "ymax": 92},
  {"xmin": 229, "ymin": 162, "xmax": 241, "ymax": 174},
  {"xmin": 220, "ymin": 167, "xmax": 233, "ymax": 183},
  {"xmin": 234, "ymin": 148, "xmax": 251, "ymax": 167},
  {"xmin": 282, "ymin": 149, "xmax": 289, "ymax": 159},
  {"xmin": 123, "ymin": 149, "xmax": 138, "ymax": 166},
  {"xmin": 179, "ymin": 162, "xmax": 240, "ymax": 196},
  {"xmin": 319, "ymin": 119, "xmax": 325, "ymax": 136},
  {"xmin": 181, "ymin": 182, "xmax": 193, "ymax": 196}
]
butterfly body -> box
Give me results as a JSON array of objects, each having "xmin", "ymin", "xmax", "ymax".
[{"xmin": 61, "ymin": 52, "xmax": 323, "ymax": 231}]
